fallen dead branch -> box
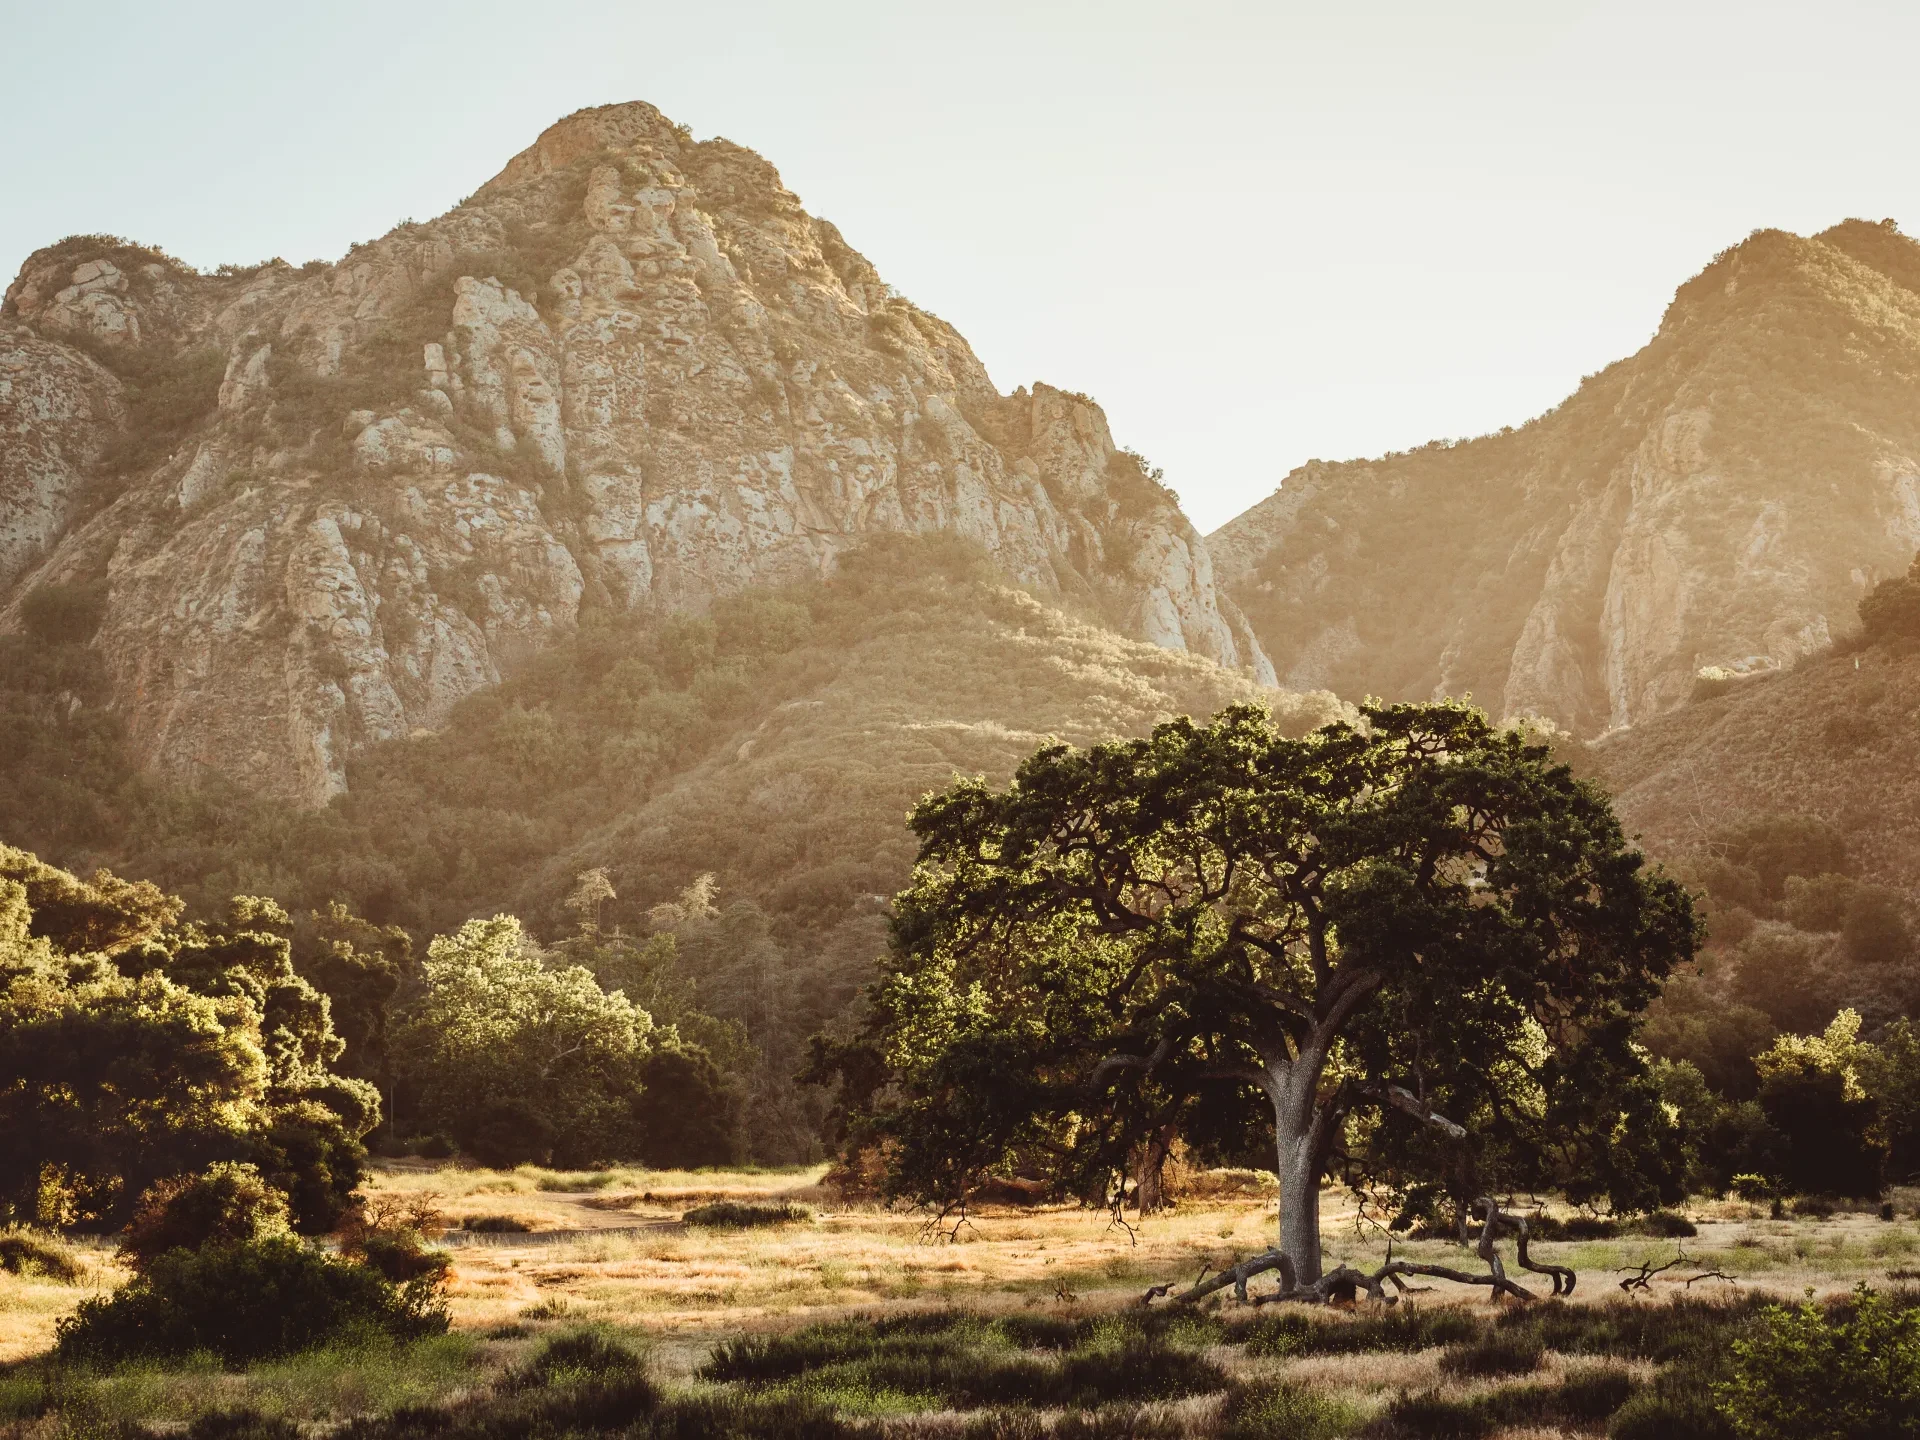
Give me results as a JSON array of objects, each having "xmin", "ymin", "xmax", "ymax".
[
  {"xmin": 1140, "ymin": 1196, "xmax": 1575, "ymax": 1307},
  {"xmin": 1618, "ymin": 1251, "xmax": 1692, "ymax": 1292}
]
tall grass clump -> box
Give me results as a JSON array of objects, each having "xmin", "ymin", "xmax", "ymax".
[{"xmin": 682, "ymin": 1200, "xmax": 813, "ymax": 1229}]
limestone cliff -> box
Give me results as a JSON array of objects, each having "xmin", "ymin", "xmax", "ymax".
[
  {"xmin": 1210, "ymin": 220, "xmax": 1920, "ymax": 735},
  {"xmin": 0, "ymin": 102, "xmax": 1270, "ymax": 805}
]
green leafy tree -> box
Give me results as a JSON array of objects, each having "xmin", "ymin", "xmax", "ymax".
[
  {"xmin": 0, "ymin": 848, "xmax": 380, "ymax": 1231},
  {"xmin": 821, "ymin": 703, "xmax": 1695, "ymax": 1288},
  {"xmin": 292, "ymin": 902, "xmax": 408, "ymax": 1092},
  {"xmin": 1754, "ymin": 1010, "xmax": 1886, "ymax": 1198},
  {"xmin": 394, "ymin": 916, "xmax": 654, "ymax": 1166},
  {"xmin": 1863, "ymin": 1018, "xmax": 1920, "ymax": 1183}
]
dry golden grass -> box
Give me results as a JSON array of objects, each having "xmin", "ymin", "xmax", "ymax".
[
  {"xmin": 4, "ymin": 1159, "xmax": 1916, "ymax": 1438},
  {"xmin": 349, "ymin": 1163, "xmax": 1920, "ymax": 1345}
]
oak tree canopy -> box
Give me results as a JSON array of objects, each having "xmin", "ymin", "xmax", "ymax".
[{"xmin": 822, "ymin": 702, "xmax": 1698, "ymax": 1295}]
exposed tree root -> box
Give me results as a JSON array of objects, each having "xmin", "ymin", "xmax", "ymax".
[{"xmin": 1141, "ymin": 1197, "xmax": 1575, "ymax": 1307}]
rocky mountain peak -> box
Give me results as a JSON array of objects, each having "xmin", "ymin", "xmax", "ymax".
[
  {"xmin": 0, "ymin": 101, "xmax": 1271, "ymax": 806},
  {"xmin": 1210, "ymin": 219, "xmax": 1920, "ymax": 736}
]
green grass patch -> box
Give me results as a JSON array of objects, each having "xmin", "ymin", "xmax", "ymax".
[
  {"xmin": 1233, "ymin": 1304, "xmax": 1481, "ymax": 1357},
  {"xmin": 699, "ymin": 1309, "xmax": 1229, "ymax": 1412}
]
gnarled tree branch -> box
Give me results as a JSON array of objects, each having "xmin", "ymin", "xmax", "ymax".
[{"xmin": 1141, "ymin": 1196, "xmax": 1574, "ymax": 1307}]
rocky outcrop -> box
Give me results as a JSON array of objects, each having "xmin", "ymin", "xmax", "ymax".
[
  {"xmin": 0, "ymin": 329, "xmax": 122, "ymax": 588},
  {"xmin": 0, "ymin": 102, "xmax": 1269, "ymax": 805},
  {"xmin": 1210, "ymin": 220, "xmax": 1920, "ymax": 735}
]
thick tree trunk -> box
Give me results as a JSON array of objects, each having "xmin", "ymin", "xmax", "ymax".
[
  {"xmin": 1135, "ymin": 1122, "xmax": 1179, "ymax": 1215},
  {"xmin": 1270, "ymin": 1068, "xmax": 1325, "ymax": 1285}
]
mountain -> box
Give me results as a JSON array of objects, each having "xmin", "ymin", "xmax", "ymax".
[
  {"xmin": 0, "ymin": 101, "xmax": 1270, "ymax": 808},
  {"xmin": 1209, "ymin": 220, "xmax": 1920, "ymax": 736},
  {"xmin": 1597, "ymin": 628, "xmax": 1920, "ymax": 895}
]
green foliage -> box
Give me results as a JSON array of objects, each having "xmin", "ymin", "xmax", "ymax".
[
  {"xmin": 392, "ymin": 915, "xmax": 658, "ymax": 1167},
  {"xmin": 827, "ymin": 702, "xmax": 1695, "ymax": 1278},
  {"xmin": 1841, "ymin": 885, "xmax": 1913, "ymax": 967},
  {"xmin": 507, "ymin": 1330, "xmax": 647, "ymax": 1390},
  {"xmin": 0, "ymin": 539, "xmax": 1303, "ymax": 1165},
  {"xmin": 1754, "ymin": 1011, "xmax": 1887, "ymax": 1197},
  {"xmin": 1716, "ymin": 1286, "xmax": 1920, "ymax": 1440},
  {"xmin": 631, "ymin": 1045, "xmax": 741, "ymax": 1167},
  {"xmin": 1236, "ymin": 1305, "xmax": 1480, "ymax": 1357},
  {"xmin": 1782, "ymin": 871, "xmax": 1857, "ymax": 931},
  {"xmin": 1383, "ymin": 1368, "xmax": 1640, "ymax": 1439},
  {"xmin": 53, "ymin": 1236, "xmax": 448, "ymax": 1367},
  {"xmin": 1718, "ymin": 815, "xmax": 1851, "ymax": 901},
  {"xmin": 680, "ymin": 1200, "xmax": 813, "ymax": 1229},
  {"xmin": 73, "ymin": 341, "xmax": 229, "ymax": 476},
  {"xmin": 0, "ymin": 847, "xmax": 378, "ymax": 1231},
  {"xmin": 120, "ymin": 1163, "xmax": 292, "ymax": 1273}
]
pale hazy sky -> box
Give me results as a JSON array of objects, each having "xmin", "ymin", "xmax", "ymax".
[{"xmin": 4, "ymin": 1, "xmax": 1917, "ymax": 530}]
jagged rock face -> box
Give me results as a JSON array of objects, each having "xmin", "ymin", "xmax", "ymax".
[
  {"xmin": 1210, "ymin": 220, "xmax": 1920, "ymax": 736},
  {"xmin": 0, "ymin": 102, "xmax": 1270, "ymax": 805},
  {"xmin": 0, "ymin": 330, "xmax": 122, "ymax": 589}
]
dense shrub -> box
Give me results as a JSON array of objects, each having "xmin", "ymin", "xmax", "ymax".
[
  {"xmin": 1635, "ymin": 1210, "xmax": 1699, "ymax": 1238},
  {"xmin": 54, "ymin": 1236, "xmax": 447, "ymax": 1366},
  {"xmin": 120, "ymin": 1163, "xmax": 291, "ymax": 1272},
  {"xmin": 632, "ymin": 1045, "xmax": 741, "ymax": 1168},
  {"xmin": 1609, "ymin": 1385, "xmax": 1738, "ymax": 1440},
  {"xmin": 507, "ymin": 1331, "xmax": 649, "ymax": 1390},
  {"xmin": 1715, "ymin": 1286, "xmax": 1920, "ymax": 1440}
]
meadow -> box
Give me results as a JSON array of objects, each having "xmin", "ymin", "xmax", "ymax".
[{"xmin": 3, "ymin": 1163, "xmax": 1916, "ymax": 1437}]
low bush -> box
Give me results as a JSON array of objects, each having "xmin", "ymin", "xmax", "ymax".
[
  {"xmin": 1494, "ymin": 1294, "xmax": 1773, "ymax": 1364},
  {"xmin": 1381, "ymin": 1367, "xmax": 1638, "ymax": 1438},
  {"xmin": 120, "ymin": 1163, "xmax": 292, "ymax": 1273},
  {"xmin": 682, "ymin": 1200, "xmax": 813, "ymax": 1229},
  {"xmin": 1609, "ymin": 1384, "xmax": 1738, "ymax": 1440},
  {"xmin": 1529, "ymin": 1213, "xmax": 1621, "ymax": 1240},
  {"xmin": 54, "ymin": 1236, "xmax": 448, "ymax": 1367},
  {"xmin": 507, "ymin": 1331, "xmax": 649, "ymax": 1391}
]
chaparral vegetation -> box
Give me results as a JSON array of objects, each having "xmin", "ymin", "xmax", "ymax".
[{"xmin": 5, "ymin": 694, "xmax": 1920, "ymax": 1439}]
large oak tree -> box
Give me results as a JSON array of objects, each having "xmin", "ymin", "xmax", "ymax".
[{"xmin": 822, "ymin": 702, "xmax": 1697, "ymax": 1290}]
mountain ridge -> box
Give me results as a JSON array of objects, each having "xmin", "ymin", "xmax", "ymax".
[
  {"xmin": 1210, "ymin": 217, "xmax": 1920, "ymax": 736},
  {"xmin": 0, "ymin": 101, "xmax": 1271, "ymax": 806}
]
